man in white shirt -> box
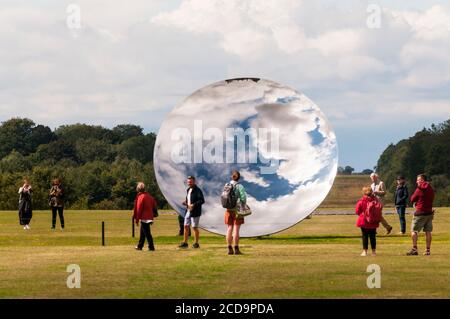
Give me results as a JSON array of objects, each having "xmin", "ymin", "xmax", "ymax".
[
  {"xmin": 179, "ymin": 176, "xmax": 205, "ymax": 249},
  {"xmin": 370, "ymin": 173, "xmax": 393, "ymax": 234}
]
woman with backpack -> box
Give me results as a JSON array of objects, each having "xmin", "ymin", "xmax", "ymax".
[
  {"xmin": 224, "ymin": 170, "xmax": 247, "ymax": 255},
  {"xmin": 18, "ymin": 179, "xmax": 33, "ymax": 230},
  {"xmin": 355, "ymin": 186, "xmax": 382, "ymax": 256}
]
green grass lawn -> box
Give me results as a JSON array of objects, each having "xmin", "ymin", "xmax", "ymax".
[{"xmin": 1, "ymin": 209, "xmax": 450, "ymax": 298}]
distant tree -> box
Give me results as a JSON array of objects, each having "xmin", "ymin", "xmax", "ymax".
[
  {"xmin": 403, "ymin": 140, "xmax": 426, "ymax": 186},
  {"xmin": 0, "ymin": 118, "xmax": 165, "ymax": 210},
  {"xmin": 0, "ymin": 118, "xmax": 33, "ymax": 157},
  {"xmin": 69, "ymin": 161, "xmax": 114, "ymax": 207},
  {"xmin": 361, "ymin": 169, "xmax": 374, "ymax": 175},
  {"xmin": 426, "ymin": 145, "xmax": 447, "ymax": 176},
  {"xmin": 75, "ymin": 138, "xmax": 116, "ymax": 163},
  {"xmin": 29, "ymin": 125, "xmax": 56, "ymax": 150},
  {"xmin": 112, "ymin": 124, "xmax": 143, "ymax": 143},
  {"xmin": 0, "ymin": 150, "xmax": 31, "ymax": 173},
  {"xmin": 117, "ymin": 133, "xmax": 156, "ymax": 164},
  {"xmin": 0, "ymin": 171, "xmax": 24, "ymax": 209},
  {"xmin": 31, "ymin": 140, "xmax": 77, "ymax": 163},
  {"xmin": 343, "ymin": 166, "xmax": 355, "ymax": 175},
  {"xmin": 337, "ymin": 166, "xmax": 344, "ymax": 175},
  {"xmin": 377, "ymin": 119, "xmax": 450, "ymax": 206},
  {"xmin": 55, "ymin": 124, "xmax": 112, "ymax": 143}
]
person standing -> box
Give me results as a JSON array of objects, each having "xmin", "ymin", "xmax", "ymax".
[
  {"xmin": 18, "ymin": 179, "xmax": 33, "ymax": 230},
  {"xmin": 224, "ymin": 170, "xmax": 247, "ymax": 255},
  {"xmin": 355, "ymin": 186, "xmax": 382, "ymax": 256},
  {"xmin": 407, "ymin": 174, "xmax": 435, "ymax": 256},
  {"xmin": 133, "ymin": 182, "xmax": 158, "ymax": 251},
  {"xmin": 49, "ymin": 178, "xmax": 65, "ymax": 230},
  {"xmin": 370, "ymin": 173, "xmax": 393, "ymax": 234},
  {"xmin": 179, "ymin": 176, "xmax": 205, "ymax": 249},
  {"xmin": 394, "ymin": 176, "xmax": 409, "ymax": 235},
  {"xmin": 177, "ymin": 214, "xmax": 191, "ymax": 237}
]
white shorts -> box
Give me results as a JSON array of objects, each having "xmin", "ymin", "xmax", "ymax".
[{"xmin": 184, "ymin": 211, "xmax": 200, "ymax": 228}]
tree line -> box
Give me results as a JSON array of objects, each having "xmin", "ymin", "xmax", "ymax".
[
  {"xmin": 1, "ymin": 117, "xmax": 449, "ymax": 210},
  {"xmin": 377, "ymin": 119, "xmax": 450, "ymax": 206},
  {"xmin": 0, "ymin": 118, "xmax": 167, "ymax": 210},
  {"xmin": 337, "ymin": 166, "xmax": 373, "ymax": 175}
]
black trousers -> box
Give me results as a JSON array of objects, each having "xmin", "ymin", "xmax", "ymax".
[
  {"xmin": 361, "ymin": 228, "xmax": 376, "ymax": 250},
  {"xmin": 178, "ymin": 214, "xmax": 191, "ymax": 236},
  {"xmin": 51, "ymin": 206, "xmax": 64, "ymax": 228},
  {"xmin": 138, "ymin": 222, "xmax": 155, "ymax": 250}
]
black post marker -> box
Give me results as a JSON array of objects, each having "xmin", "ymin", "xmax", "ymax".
[
  {"xmin": 132, "ymin": 217, "xmax": 135, "ymax": 238},
  {"xmin": 102, "ymin": 221, "xmax": 105, "ymax": 246}
]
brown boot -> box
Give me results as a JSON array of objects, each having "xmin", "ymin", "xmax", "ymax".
[
  {"xmin": 386, "ymin": 225, "xmax": 393, "ymax": 235},
  {"xmin": 228, "ymin": 245, "xmax": 234, "ymax": 255},
  {"xmin": 234, "ymin": 246, "xmax": 242, "ymax": 255}
]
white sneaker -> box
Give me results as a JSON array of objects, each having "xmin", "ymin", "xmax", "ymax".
[
  {"xmin": 26, "ymin": 225, "xmax": 30, "ymax": 230},
  {"xmin": 23, "ymin": 226, "xmax": 27, "ymax": 230},
  {"xmin": 360, "ymin": 251, "xmax": 368, "ymax": 256}
]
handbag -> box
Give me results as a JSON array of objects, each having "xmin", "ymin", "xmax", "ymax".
[{"xmin": 237, "ymin": 203, "xmax": 252, "ymax": 218}]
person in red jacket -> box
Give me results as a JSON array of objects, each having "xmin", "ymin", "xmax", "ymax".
[
  {"xmin": 355, "ymin": 186, "xmax": 381, "ymax": 256},
  {"xmin": 407, "ymin": 174, "xmax": 435, "ymax": 256},
  {"xmin": 133, "ymin": 182, "xmax": 158, "ymax": 251}
]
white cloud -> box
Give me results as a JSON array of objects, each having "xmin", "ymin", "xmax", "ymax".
[
  {"xmin": 151, "ymin": 0, "xmax": 306, "ymax": 57},
  {"xmin": 240, "ymin": 169, "xmax": 269, "ymax": 188},
  {"xmin": 0, "ymin": 0, "xmax": 450, "ymax": 172},
  {"xmin": 396, "ymin": 5, "xmax": 450, "ymax": 41},
  {"xmin": 307, "ymin": 29, "xmax": 363, "ymax": 57},
  {"xmin": 374, "ymin": 100, "xmax": 450, "ymax": 117}
]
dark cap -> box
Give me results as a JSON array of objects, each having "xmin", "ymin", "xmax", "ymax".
[
  {"xmin": 396, "ymin": 176, "xmax": 405, "ymax": 180},
  {"xmin": 187, "ymin": 176, "xmax": 196, "ymax": 180}
]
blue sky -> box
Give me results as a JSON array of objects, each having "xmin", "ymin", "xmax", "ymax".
[{"xmin": 1, "ymin": 1, "xmax": 449, "ymax": 171}]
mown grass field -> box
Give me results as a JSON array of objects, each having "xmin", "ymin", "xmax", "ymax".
[
  {"xmin": 321, "ymin": 175, "xmax": 396, "ymax": 207},
  {"xmin": 1, "ymin": 208, "xmax": 450, "ymax": 299}
]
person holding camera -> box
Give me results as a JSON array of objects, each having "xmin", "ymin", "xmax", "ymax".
[
  {"xmin": 18, "ymin": 179, "xmax": 33, "ymax": 230},
  {"xmin": 49, "ymin": 178, "xmax": 65, "ymax": 230}
]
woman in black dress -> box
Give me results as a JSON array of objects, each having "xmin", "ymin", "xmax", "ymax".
[{"xmin": 18, "ymin": 179, "xmax": 33, "ymax": 230}]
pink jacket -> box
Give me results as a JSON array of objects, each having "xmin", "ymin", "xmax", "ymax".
[{"xmin": 355, "ymin": 195, "xmax": 380, "ymax": 229}]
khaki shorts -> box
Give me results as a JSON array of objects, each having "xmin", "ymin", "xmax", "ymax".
[{"xmin": 411, "ymin": 214, "xmax": 433, "ymax": 233}]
